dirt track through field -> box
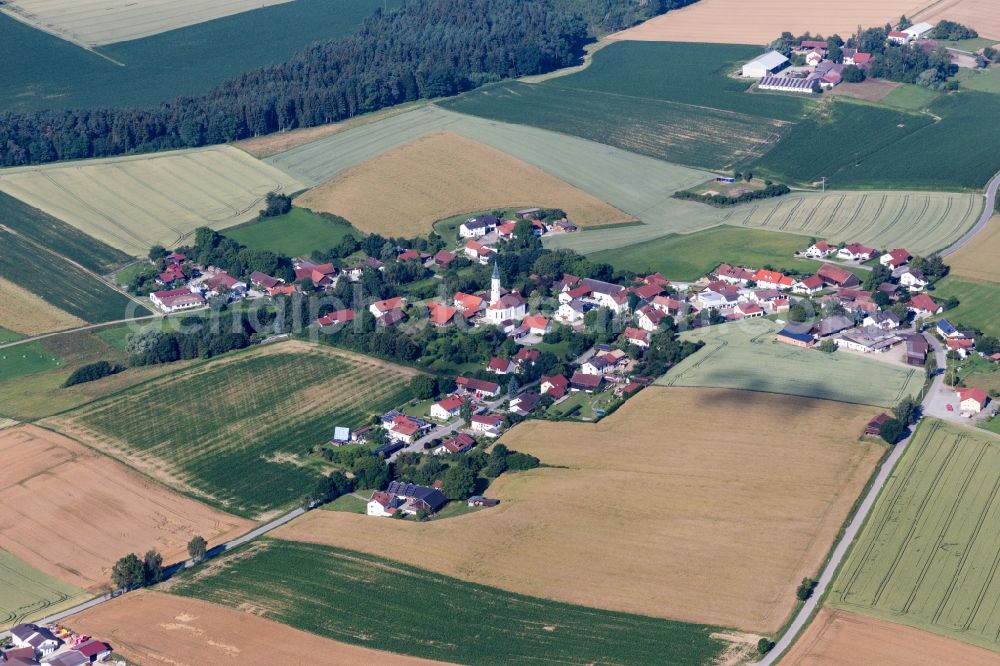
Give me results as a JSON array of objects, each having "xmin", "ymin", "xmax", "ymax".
[
  {"xmin": 295, "ymin": 131, "xmax": 634, "ymax": 236},
  {"xmin": 67, "ymin": 590, "xmax": 449, "ymax": 665},
  {"xmin": 610, "ymin": 0, "xmax": 934, "ymax": 44},
  {"xmin": 913, "ymin": 0, "xmax": 1000, "ymax": 39},
  {"xmin": 783, "ymin": 608, "xmax": 1000, "ymax": 665},
  {"xmin": 275, "ymin": 386, "xmax": 883, "ymax": 634},
  {"xmin": 0, "ymin": 425, "xmax": 252, "ymax": 592}
]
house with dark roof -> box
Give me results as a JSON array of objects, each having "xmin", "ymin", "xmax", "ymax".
[
  {"xmin": 9, "ymin": 625, "xmax": 61, "ymax": 657},
  {"xmin": 570, "ymin": 371, "xmax": 603, "ymax": 393},
  {"xmin": 508, "ymin": 391, "xmax": 541, "ymax": 417},
  {"xmin": 817, "ymin": 263, "xmax": 860, "ymax": 288},
  {"xmin": 865, "ymin": 413, "xmax": 892, "ymax": 436},
  {"xmin": 459, "ymin": 215, "xmax": 499, "ymax": 239},
  {"xmin": 905, "ymin": 333, "xmax": 929, "ymax": 365},
  {"xmin": 455, "ymin": 376, "xmax": 501, "ymax": 397},
  {"xmin": 433, "ymin": 432, "xmax": 476, "ymax": 455}
]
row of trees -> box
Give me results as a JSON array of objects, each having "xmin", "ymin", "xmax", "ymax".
[
  {"xmin": 111, "ymin": 536, "xmax": 209, "ymax": 589},
  {"xmin": 0, "ymin": 0, "xmax": 590, "ymax": 167}
]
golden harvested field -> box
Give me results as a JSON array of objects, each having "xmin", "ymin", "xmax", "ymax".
[
  {"xmin": 275, "ymin": 387, "xmax": 883, "ymax": 633},
  {"xmin": 609, "ymin": 0, "xmax": 932, "ymax": 44},
  {"xmin": 0, "ymin": 146, "xmax": 305, "ymax": 256},
  {"xmin": 0, "ymin": 425, "xmax": 252, "ymax": 593},
  {"xmin": 68, "ymin": 590, "xmax": 446, "ymax": 666},
  {"xmin": 783, "ymin": 608, "xmax": 1000, "ymax": 665},
  {"xmin": 1, "ymin": 0, "xmax": 294, "ymax": 46},
  {"xmin": 913, "ymin": 0, "xmax": 1000, "ymax": 39},
  {"xmin": 295, "ymin": 131, "xmax": 634, "ymax": 236},
  {"xmin": 0, "ymin": 276, "xmax": 83, "ymax": 335},
  {"xmin": 948, "ymin": 214, "xmax": 1000, "ymax": 283}
]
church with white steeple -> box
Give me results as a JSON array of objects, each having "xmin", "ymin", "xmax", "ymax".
[{"xmin": 486, "ymin": 262, "xmax": 526, "ymax": 325}]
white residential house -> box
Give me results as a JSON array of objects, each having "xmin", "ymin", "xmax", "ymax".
[
  {"xmin": 863, "ymin": 312, "xmax": 901, "ymax": 330},
  {"xmin": 430, "ymin": 395, "xmax": 464, "ymax": 421},
  {"xmin": 899, "ymin": 268, "xmax": 928, "ymax": 292},
  {"xmin": 470, "ymin": 414, "xmax": 503, "ymax": 438},
  {"xmin": 636, "ymin": 305, "xmax": 668, "ymax": 332},
  {"xmin": 804, "ymin": 241, "xmax": 835, "ymax": 259},
  {"xmin": 370, "ymin": 296, "xmax": 405, "ymax": 318},
  {"xmin": 581, "ymin": 356, "xmax": 611, "ymax": 375},
  {"xmin": 837, "ymin": 243, "xmax": 875, "ymax": 262},
  {"xmin": 557, "ymin": 299, "xmax": 586, "ymax": 323},
  {"xmin": 459, "ymin": 215, "xmax": 499, "ymax": 238},
  {"xmin": 792, "ymin": 275, "xmax": 824, "ymax": 295}
]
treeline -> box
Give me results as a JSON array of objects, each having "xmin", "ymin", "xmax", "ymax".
[
  {"xmin": 126, "ymin": 311, "xmax": 273, "ymax": 366},
  {"xmin": 0, "ymin": 0, "xmax": 588, "ymax": 167},
  {"xmin": 63, "ymin": 360, "xmax": 124, "ymax": 387},
  {"xmin": 673, "ymin": 183, "xmax": 790, "ymax": 207}
]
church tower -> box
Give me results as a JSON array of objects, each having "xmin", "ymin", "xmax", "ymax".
[{"xmin": 491, "ymin": 261, "xmax": 501, "ymax": 304}]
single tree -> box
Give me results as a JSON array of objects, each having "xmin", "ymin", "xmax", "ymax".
[
  {"xmin": 187, "ymin": 536, "xmax": 208, "ymax": 562},
  {"xmin": 757, "ymin": 638, "xmax": 775, "ymax": 655},
  {"xmin": 819, "ymin": 339, "xmax": 837, "ymax": 353},
  {"xmin": 892, "ymin": 396, "xmax": 919, "ymax": 425},
  {"xmin": 111, "ymin": 553, "xmax": 145, "ymax": 590},
  {"xmin": 143, "ymin": 550, "xmax": 164, "ymax": 584},
  {"xmin": 460, "ymin": 399, "xmax": 473, "ymax": 425},
  {"xmin": 879, "ymin": 418, "xmax": 907, "ymax": 445}
]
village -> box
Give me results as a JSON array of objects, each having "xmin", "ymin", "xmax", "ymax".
[
  {"xmin": 135, "ymin": 205, "xmax": 1000, "ymax": 521},
  {"xmin": 1, "ymin": 623, "xmax": 114, "ymax": 666}
]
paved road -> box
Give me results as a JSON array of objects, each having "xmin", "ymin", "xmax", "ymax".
[
  {"xmin": 941, "ymin": 168, "xmax": 1000, "ymax": 256},
  {"xmin": 757, "ymin": 332, "xmax": 944, "ymax": 664},
  {"xmin": 0, "ymin": 315, "xmax": 162, "ymax": 350},
  {"xmin": 1, "ymin": 506, "xmax": 306, "ymax": 636}
]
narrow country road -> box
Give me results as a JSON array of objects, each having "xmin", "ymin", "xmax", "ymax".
[
  {"xmin": 0, "ymin": 315, "xmax": 162, "ymax": 350},
  {"xmin": 758, "ymin": 331, "xmax": 945, "ymax": 664},
  {"xmin": 0, "ymin": 506, "xmax": 306, "ymax": 637},
  {"xmin": 941, "ymin": 168, "xmax": 1000, "ymax": 256}
]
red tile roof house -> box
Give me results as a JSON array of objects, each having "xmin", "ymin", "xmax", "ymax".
[
  {"xmin": 947, "ymin": 337, "xmax": 975, "ymax": 358},
  {"xmin": 487, "ymin": 357, "xmax": 516, "ymax": 375},
  {"xmin": 453, "ymin": 292, "xmax": 486, "ymax": 319},
  {"xmin": 250, "ymin": 271, "xmax": 283, "ymax": 291},
  {"xmin": 427, "ymin": 302, "xmax": 460, "ymax": 327},
  {"xmin": 386, "ymin": 415, "xmax": 426, "ymax": 443},
  {"xmin": 734, "ymin": 302, "xmax": 764, "ymax": 318},
  {"xmin": 149, "ymin": 287, "xmax": 205, "ymax": 313},
  {"xmin": 370, "ymin": 296, "xmax": 405, "ymax": 318},
  {"xmin": 625, "ymin": 327, "xmax": 650, "ymax": 348},
  {"xmin": 957, "ymin": 387, "xmax": 990, "ymax": 414},
  {"xmin": 879, "ymin": 248, "xmax": 912, "ymax": 269},
  {"xmin": 471, "ymin": 413, "xmax": 504, "ymax": 437},
  {"xmin": 651, "ymin": 295, "xmax": 685, "ymax": 316},
  {"xmin": 522, "ymin": 314, "xmax": 550, "ymax": 335},
  {"xmin": 157, "ymin": 262, "xmax": 186, "ymax": 285},
  {"xmin": 316, "ymin": 308, "xmax": 355, "ymax": 328},
  {"xmin": 637, "ymin": 304, "xmax": 668, "ymax": 332},
  {"xmin": 817, "ymin": 263, "xmax": 860, "ymax": 288},
  {"xmin": 204, "ymin": 270, "xmax": 247, "ymax": 295},
  {"xmin": 630, "ymin": 283, "xmax": 664, "ymax": 301},
  {"xmin": 752, "ymin": 269, "xmax": 793, "ymax": 290},
  {"xmin": 397, "ymin": 248, "xmax": 422, "ymax": 262},
  {"xmin": 570, "ymin": 371, "xmax": 604, "ymax": 393},
  {"xmin": 434, "ymin": 249, "xmax": 457, "ymax": 268},
  {"xmin": 430, "ymin": 394, "xmax": 465, "ymax": 420},
  {"xmin": 792, "ymin": 274, "xmax": 825, "ymax": 295},
  {"xmin": 433, "ymin": 432, "xmax": 476, "ymax": 455},
  {"xmin": 714, "ymin": 263, "xmax": 755, "ymax": 285},
  {"xmin": 455, "ymin": 376, "xmax": 501, "ymax": 398},
  {"xmin": 907, "ymin": 293, "xmax": 942, "ymax": 318},
  {"xmin": 540, "ymin": 374, "xmax": 569, "ymax": 399},
  {"xmin": 514, "ymin": 348, "xmax": 539, "ymax": 366}
]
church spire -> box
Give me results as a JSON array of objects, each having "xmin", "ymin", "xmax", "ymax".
[{"xmin": 490, "ymin": 261, "xmax": 501, "ymax": 304}]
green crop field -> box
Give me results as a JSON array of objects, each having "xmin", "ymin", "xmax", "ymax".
[
  {"xmin": 880, "ymin": 84, "xmax": 940, "ymax": 111},
  {"xmin": 49, "ymin": 343, "xmax": 418, "ymax": 518},
  {"xmin": 168, "ymin": 538, "xmax": 726, "ymax": 665},
  {"xmin": 225, "ymin": 208, "xmax": 359, "ymax": 257},
  {"xmin": 590, "ymin": 226, "xmax": 822, "ymax": 280},
  {"xmin": 438, "ymin": 82, "xmax": 790, "ymax": 170},
  {"xmin": 656, "ymin": 320, "xmax": 924, "ymax": 407},
  {"xmin": 0, "ymin": 228, "xmax": 148, "ymax": 322},
  {"xmin": 0, "ymin": 0, "xmax": 395, "ymax": 112},
  {"xmin": 0, "ymin": 548, "xmax": 89, "ymax": 626},
  {"xmin": 932, "ymin": 278, "xmax": 1000, "ymax": 338},
  {"xmin": 752, "ymin": 93, "xmax": 1000, "ymax": 191},
  {"xmin": 536, "ymin": 42, "xmax": 812, "ymax": 121},
  {"xmin": 546, "ymin": 189, "xmax": 980, "ymax": 257},
  {"xmin": 829, "ymin": 420, "xmax": 1000, "ymax": 653},
  {"xmin": 0, "ymin": 328, "xmax": 23, "ymax": 343},
  {"xmin": 0, "ymin": 193, "xmax": 130, "ymax": 273},
  {"xmin": 958, "ymin": 67, "xmax": 1000, "ymax": 95}
]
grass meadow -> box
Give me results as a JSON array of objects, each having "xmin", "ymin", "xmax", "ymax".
[
  {"xmin": 168, "ymin": 538, "xmax": 727, "ymax": 665},
  {"xmin": 225, "ymin": 207, "xmax": 359, "ymax": 257},
  {"xmin": 0, "ymin": 341, "xmax": 64, "ymax": 383},
  {"xmin": 830, "ymin": 420, "xmax": 1000, "ymax": 653},
  {"xmin": 0, "ymin": 192, "xmax": 130, "ymax": 273},
  {"xmin": 0, "ymin": 0, "xmax": 395, "ymax": 112},
  {"xmin": 47, "ymin": 343, "xmax": 418, "ymax": 518},
  {"xmin": 0, "ymin": 548, "xmax": 89, "ymax": 626},
  {"xmin": 932, "ymin": 278, "xmax": 1000, "ymax": 338},
  {"xmin": 657, "ymin": 319, "xmax": 924, "ymax": 407},
  {"xmin": 589, "ymin": 226, "xmax": 825, "ymax": 280},
  {"xmin": 0, "ymin": 228, "xmax": 147, "ymax": 322}
]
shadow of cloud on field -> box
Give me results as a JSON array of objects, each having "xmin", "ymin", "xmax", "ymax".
[{"xmin": 684, "ymin": 369, "xmax": 857, "ymax": 411}]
